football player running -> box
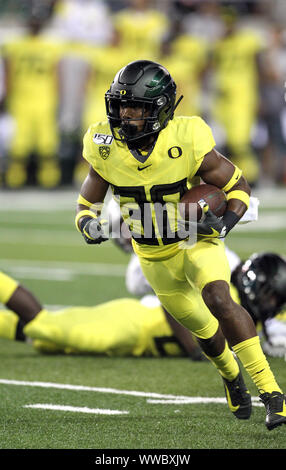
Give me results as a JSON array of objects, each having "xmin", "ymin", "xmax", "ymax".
[
  {"xmin": 75, "ymin": 60, "xmax": 286, "ymax": 430},
  {"xmin": 107, "ymin": 198, "xmax": 286, "ymax": 358}
]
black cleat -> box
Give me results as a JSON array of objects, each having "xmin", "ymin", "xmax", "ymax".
[
  {"xmin": 223, "ymin": 371, "xmax": 252, "ymax": 419},
  {"xmin": 260, "ymin": 391, "xmax": 286, "ymax": 430}
]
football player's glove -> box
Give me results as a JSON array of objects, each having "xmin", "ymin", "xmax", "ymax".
[
  {"xmin": 196, "ymin": 200, "xmax": 226, "ymax": 238},
  {"xmin": 81, "ymin": 216, "xmax": 109, "ymax": 245},
  {"xmin": 180, "ymin": 199, "xmax": 240, "ymax": 239},
  {"xmin": 197, "ymin": 200, "xmax": 241, "ymax": 239}
]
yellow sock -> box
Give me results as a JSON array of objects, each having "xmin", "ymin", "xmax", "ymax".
[
  {"xmin": 0, "ymin": 272, "xmax": 18, "ymax": 304},
  {"xmin": 232, "ymin": 336, "xmax": 282, "ymax": 394},
  {"xmin": 5, "ymin": 162, "xmax": 27, "ymax": 188},
  {"xmin": 206, "ymin": 341, "xmax": 240, "ymax": 381},
  {"xmin": 0, "ymin": 309, "xmax": 19, "ymax": 340}
]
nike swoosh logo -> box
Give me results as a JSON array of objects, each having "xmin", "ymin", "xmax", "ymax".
[
  {"xmin": 224, "ymin": 385, "xmax": 240, "ymax": 413},
  {"xmin": 138, "ymin": 164, "xmax": 152, "ymax": 171}
]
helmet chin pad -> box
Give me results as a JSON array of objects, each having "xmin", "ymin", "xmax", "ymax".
[{"xmin": 119, "ymin": 122, "xmax": 156, "ymax": 150}]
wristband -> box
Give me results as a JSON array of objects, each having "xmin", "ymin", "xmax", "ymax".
[
  {"xmin": 75, "ymin": 209, "xmax": 98, "ymax": 232},
  {"xmin": 222, "ymin": 210, "xmax": 240, "ymax": 234},
  {"xmin": 226, "ymin": 190, "xmax": 250, "ymax": 208}
]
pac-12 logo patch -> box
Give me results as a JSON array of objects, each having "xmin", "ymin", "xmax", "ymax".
[
  {"xmin": 93, "ymin": 133, "xmax": 113, "ymax": 145},
  {"xmin": 99, "ymin": 146, "xmax": 110, "ymax": 160}
]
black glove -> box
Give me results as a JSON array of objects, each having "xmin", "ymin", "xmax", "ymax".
[
  {"xmin": 196, "ymin": 200, "xmax": 226, "ymax": 238},
  {"xmin": 197, "ymin": 200, "xmax": 241, "ymax": 238},
  {"xmin": 80, "ymin": 216, "xmax": 109, "ymax": 245},
  {"xmin": 180, "ymin": 199, "xmax": 240, "ymax": 239}
]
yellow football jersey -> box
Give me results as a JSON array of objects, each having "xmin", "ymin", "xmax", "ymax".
[
  {"xmin": 161, "ymin": 35, "xmax": 208, "ymax": 116},
  {"xmin": 23, "ymin": 299, "xmax": 183, "ymax": 357},
  {"xmin": 212, "ymin": 31, "xmax": 263, "ymax": 96},
  {"xmin": 113, "ymin": 8, "xmax": 168, "ymax": 59},
  {"xmin": 82, "ymin": 45, "xmax": 135, "ymax": 131},
  {"xmin": 82, "ymin": 116, "xmax": 215, "ymax": 259},
  {"xmin": 1, "ymin": 36, "xmax": 65, "ymax": 113}
]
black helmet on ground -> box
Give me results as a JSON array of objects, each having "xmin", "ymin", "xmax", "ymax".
[{"xmin": 231, "ymin": 252, "xmax": 286, "ymax": 325}]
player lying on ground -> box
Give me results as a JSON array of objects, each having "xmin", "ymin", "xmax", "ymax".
[
  {"xmin": 75, "ymin": 59, "xmax": 286, "ymax": 429},
  {"xmin": 0, "ymin": 270, "xmax": 204, "ymax": 359},
  {"xmin": 1, "ymin": 251, "xmax": 285, "ymax": 358},
  {"xmin": 1, "ymin": 250, "xmax": 286, "ymax": 359}
]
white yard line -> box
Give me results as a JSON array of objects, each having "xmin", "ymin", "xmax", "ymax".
[
  {"xmin": 0, "ymin": 378, "xmax": 194, "ymax": 398},
  {"xmin": 23, "ymin": 404, "xmax": 129, "ymax": 415},
  {"xmin": 0, "ymin": 258, "xmax": 126, "ymax": 280},
  {"xmin": 235, "ymin": 215, "xmax": 286, "ymax": 231},
  {"xmin": 0, "ymin": 189, "xmax": 112, "ymax": 212},
  {"xmin": 147, "ymin": 398, "xmax": 264, "ymax": 406},
  {"xmin": 1, "ymin": 220, "xmax": 286, "ymax": 237},
  {"xmin": 0, "ymin": 378, "xmax": 263, "ymax": 407},
  {"xmin": 0, "ymin": 189, "xmax": 79, "ymax": 211},
  {"xmin": 0, "ymin": 228, "xmax": 112, "ymax": 248},
  {"xmin": 1, "ymin": 187, "xmax": 286, "ymax": 209}
]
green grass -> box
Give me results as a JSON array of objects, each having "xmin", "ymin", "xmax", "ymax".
[
  {"xmin": 1, "ymin": 339, "xmax": 286, "ymax": 450},
  {"xmin": 1, "ymin": 188, "xmax": 286, "ymax": 453}
]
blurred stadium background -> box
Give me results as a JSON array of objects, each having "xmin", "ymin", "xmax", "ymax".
[
  {"xmin": 0, "ymin": 0, "xmax": 286, "ymax": 189},
  {"xmin": 1, "ymin": 0, "xmax": 286, "ymax": 451},
  {"xmin": 0, "ymin": 0, "xmax": 285, "ymax": 302}
]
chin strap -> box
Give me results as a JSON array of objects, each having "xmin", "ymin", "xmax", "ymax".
[{"xmin": 172, "ymin": 95, "xmax": 184, "ymax": 116}]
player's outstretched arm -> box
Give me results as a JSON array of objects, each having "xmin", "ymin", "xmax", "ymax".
[
  {"xmin": 0, "ymin": 271, "xmax": 42, "ymax": 342},
  {"xmin": 75, "ymin": 166, "xmax": 110, "ymax": 245},
  {"xmin": 6, "ymin": 285, "xmax": 42, "ymax": 324},
  {"xmin": 196, "ymin": 149, "xmax": 251, "ymax": 238}
]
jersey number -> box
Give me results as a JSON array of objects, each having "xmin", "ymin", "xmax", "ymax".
[{"xmin": 112, "ymin": 178, "xmax": 188, "ymax": 245}]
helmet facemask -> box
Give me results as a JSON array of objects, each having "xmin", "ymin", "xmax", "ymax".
[{"xmin": 105, "ymin": 93, "xmax": 178, "ymax": 148}]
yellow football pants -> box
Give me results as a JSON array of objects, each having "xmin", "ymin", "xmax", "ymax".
[{"xmin": 139, "ymin": 239, "xmax": 230, "ymax": 339}]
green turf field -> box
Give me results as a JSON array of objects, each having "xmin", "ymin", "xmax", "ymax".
[{"xmin": 1, "ymin": 187, "xmax": 286, "ymax": 454}]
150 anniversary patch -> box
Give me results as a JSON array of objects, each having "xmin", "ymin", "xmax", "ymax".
[{"xmin": 93, "ymin": 133, "xmax": 114, "ymax": 145}]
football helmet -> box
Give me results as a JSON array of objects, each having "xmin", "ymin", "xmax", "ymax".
[
  {"xmin": 105, "ymin": 60, "xmax": 182, "ymax": 147},
  {"xmin": 231, "ymin": 253, "xmax": 286, "ymax": 324}
]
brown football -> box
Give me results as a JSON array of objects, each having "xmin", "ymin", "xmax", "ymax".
[{"xmin": 179, "ymin": 184, "xmax": 227, "ymax": 221}]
